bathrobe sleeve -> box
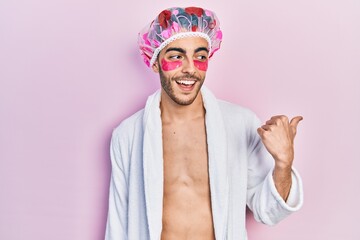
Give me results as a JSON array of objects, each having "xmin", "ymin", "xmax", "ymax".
[
  {"xmin": 246, "ymin": 115, "xmax": 303, "ymax": 226},
  {"xmin": 105, "ymin": 129, "xmax": 129, "ymax": 239}
]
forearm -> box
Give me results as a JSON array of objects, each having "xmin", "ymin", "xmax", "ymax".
[{"xmin": 273, "ymin": 165, "xmax": 292, "ymax": 201}]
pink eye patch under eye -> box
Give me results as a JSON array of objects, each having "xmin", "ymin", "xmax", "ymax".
[
  {"xmin": 160, "ymin": 58, "xmax": 208, "ymax": 71},
  {"xmin": 193, "ymin": 60, "xmax": 208, "ymax": 71},
  {"xmin": 161, "ymin": 58, "xmax": 182, "ymax": 71}
]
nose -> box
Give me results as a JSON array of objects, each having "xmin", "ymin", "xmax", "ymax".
[{"xmin": 181, "ymin": 58, "xmax": 196, "ymax": 75}]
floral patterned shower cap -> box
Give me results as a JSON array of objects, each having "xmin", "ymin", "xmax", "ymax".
[{"xmin": 138, "ymin": 6, "xmax": 223, "ymax": 67}]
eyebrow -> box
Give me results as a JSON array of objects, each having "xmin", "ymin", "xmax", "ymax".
[
  {"xmin": 165, "ymin": 47, "xmax": 209, "ymax": 54},
  {"xmin": 165, "ymin": 47, "xmax": 185, "ymax": 54},
  {"xmin": 195, "ymin": 47, "xmax": 209, "ymax": 53}
]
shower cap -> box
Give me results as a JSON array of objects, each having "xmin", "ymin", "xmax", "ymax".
[{"xmin": 138, "ymin": 6, "xmax": 223, "ymax": 67}]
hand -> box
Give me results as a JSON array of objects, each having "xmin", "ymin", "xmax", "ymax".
[{"xmin": 257, "ymin": 115, "xmax": 303, "ymax": 169}]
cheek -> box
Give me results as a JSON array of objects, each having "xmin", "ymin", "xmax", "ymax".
[
  {"xmin": 161, "ymin": 58, "xmax": 182, "ymax": 71},
  {"xmin": 194, "ymin": 60, "xmax": 208, "ymax": 71}
]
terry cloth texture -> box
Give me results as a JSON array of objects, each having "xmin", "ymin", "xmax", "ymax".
[{"xmin": 105, "ymin": 86, "xmax": 303, "ymax": 239}]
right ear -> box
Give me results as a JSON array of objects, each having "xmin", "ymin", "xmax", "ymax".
[{"xmin": 152, "ymin": 60, "xmax": 160, "ymax": 73}]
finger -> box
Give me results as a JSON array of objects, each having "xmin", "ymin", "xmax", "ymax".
[
  {"xmin": 271, "ymin": 115, "xmax": 288, "ymax": 121},
  {"xmin": 261, "ymin": 124, "xmax": 273, "ymax": 131},
  {"xmin": 270, "ymin": 115, "xmax": 288, "ymax": 125},
  {"xmin": 257, "ymin": 127, "xmax": 266, "ymax": 137},
  {"xmin": 271, "ymin": 115, "xmax": 283, "ymax": 119},
  {"xmin": 265, "ymin": 119, "xmax": 276, "ymax": 125},
  {"xmin": 290, "ymin": 116, "xmax": 303, "ymax": 129}
]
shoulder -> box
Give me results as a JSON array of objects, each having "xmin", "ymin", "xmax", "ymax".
[
  {"xmin": 112, "ymin": 109, "xmax": 145, "ymax": 142},
  {"xmin": 216, "ymin": 99, "xmax": 262, "ymax": 146}
]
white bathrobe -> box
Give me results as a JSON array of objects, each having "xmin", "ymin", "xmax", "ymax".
[{"xmin": 105, "ymin": 86, "xmax": 303, "ymax": 239}]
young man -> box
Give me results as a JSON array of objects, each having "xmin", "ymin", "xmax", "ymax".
[{"xmin": 105, "ymin": 7, "xmax": 303, "ymax": 239}]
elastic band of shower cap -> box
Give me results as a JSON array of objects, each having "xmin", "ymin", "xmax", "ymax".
[
  {"xmin": 138, "ymin": 6, "xmax": 223, "ymax": 67},
  {"xmin": 150, "ymin": 32, "xmax": 212, "ymax": 67}
]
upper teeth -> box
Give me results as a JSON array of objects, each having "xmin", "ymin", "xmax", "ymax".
[{"xmin": 177, "ymin": 80, "xmax": 195, "ymax": 85}]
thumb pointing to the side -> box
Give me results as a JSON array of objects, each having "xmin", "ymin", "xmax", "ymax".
[{"xmin": 290, "ymin": 116, "xmax": 303, "ymax": 130}]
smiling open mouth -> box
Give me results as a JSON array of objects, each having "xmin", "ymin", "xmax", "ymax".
[{"xmin": 175, "ymin": 80, "xmax": 196, "ymax": 86}]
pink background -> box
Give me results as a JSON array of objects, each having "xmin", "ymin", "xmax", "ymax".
[{"xmin": 1, "ymin": 0, "xmax": 359, "ymax": 239}]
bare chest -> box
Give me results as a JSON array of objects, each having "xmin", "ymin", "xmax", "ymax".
[
  {"xmin": 162, "ymin": 119, "xmax": 208, "ymax": 183},
  {"xmin": 161, "ymin": 118, "xmax": 214, "ymax": 238}
]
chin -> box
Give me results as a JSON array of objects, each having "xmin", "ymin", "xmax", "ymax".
[{"xmin": 171, "ymin": 91, "xmax": 200, "ymax": 106}]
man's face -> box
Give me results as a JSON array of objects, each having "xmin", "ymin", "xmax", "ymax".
[{"xmin": 152, "ymin": 37, "xmax": 209, "ymax": 106}]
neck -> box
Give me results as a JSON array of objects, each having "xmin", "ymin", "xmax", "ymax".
[{"xmin": 160, "ymin": 89, "xmax": 205, "ymax": 123}]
